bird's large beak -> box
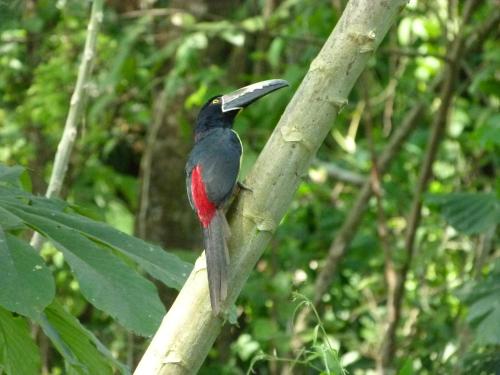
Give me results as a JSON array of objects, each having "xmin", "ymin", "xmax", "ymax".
[{"xmin": 221, "ymin": 79, "xmax": 289, "ymax": 113}]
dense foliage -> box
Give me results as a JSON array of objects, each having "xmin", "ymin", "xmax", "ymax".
[{"xmin": 0, "ymin": 0, "xmax": 498, "ymax": 374}]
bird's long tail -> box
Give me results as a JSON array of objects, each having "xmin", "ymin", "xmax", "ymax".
[{"xmin": 203, "ymin": 209, "xmax": 230, "ymax": 314}]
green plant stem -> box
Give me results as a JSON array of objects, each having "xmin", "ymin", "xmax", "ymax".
[
  {"xmin": 134, "ymin": 1, "xmax": 406, "ymax": 374},
  {"xmin": 30, "ymin": 0, "xmax": 103, "ymax": 250}
]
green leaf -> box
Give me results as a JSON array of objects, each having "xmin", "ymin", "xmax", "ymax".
[
  {"xmin": 474, "ymin": 306, "xmax": 500, "ymax": 345},
  {"xmin": 461, "ymin": 348, "xmax": 500, "ymax": 375},
  {"xmin": 0, "ymin": 307, "xmax": 40, "ymax": 375},
  {"xmin": 467, "ymin": 292, "xmax": 500, "ymax": 323},
  {"xmin": 252, "ymin": 318, "xmax": 278, "ymax": 341},
  {"xmin": 38, "ymin": 301, "xmax": 129, "ymax": 375},
  {"xmin": 0, "ymin": 206, "xmax": 24, "ymax": 230},
  {"xmin": 398, "ymin": 358, "xmax": 414, "ymax": 375},
  {"xmin": 313, "ymin": 343, "xmax": 344, "ymax": 374},
  {"xmin": 221, "ymin": 30, "xmax": 245, "ymax": 46},
  {"xmin": 16, "ymin": 203, "xmax": 192, "ymax": 290},
  {"xmin": 6, "ymin": 205, "xmax": 165, "ymax": 336},
  {"xmin": 471, "ymin": 113, "xmax": 500, "ymax": 150},
  {"xmin": 234, "ymin": 334, "xmax": 261, "ymax": 362},
  {"xmin": 0, "ymin": 229, "xmax": 55, "ymax": 319},
  {"xmin": 0, "ymin": 165, "xmax": 24, "ymax": 186},
  {"xmin": 227, "ymin": 304, "xmax": 239, "ymax": 326},
  {"xmin": 459, "ymin": 263, "xmax": 500, "ymax": 345},
  {"xmin": 268, "ymin": 38, "xmax": 284, "ymax": 69},
  {"xmin": 436, "ymin": 192, "xmax": 499, "ymax": 235}
]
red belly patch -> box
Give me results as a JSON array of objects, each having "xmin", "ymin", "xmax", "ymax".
[{"xmin": 191, "ymin": 165, "xmax": 216, "ymax": 228}]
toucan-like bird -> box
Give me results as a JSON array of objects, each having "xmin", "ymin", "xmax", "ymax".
[{"xmin": 185, "ymin": 79, "xmax": 289, "ymax": 314}]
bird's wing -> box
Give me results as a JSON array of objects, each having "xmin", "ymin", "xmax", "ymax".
[{"xmin": 196, "ymin": 129, "xmax": 242, "ymax": 207}]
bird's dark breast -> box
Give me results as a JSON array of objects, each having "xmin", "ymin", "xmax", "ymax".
[{"xmin": 186, "ymin": 128, "xmax": 242, "ymax": 208}]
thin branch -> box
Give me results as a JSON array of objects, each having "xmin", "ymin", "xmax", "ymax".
[
  {"xmin": 313, "ymin": 159, "xmax": 366, "ymax": 186},
  {"xmin": 362, "ymin": 74, "xmax": 392, "ymax": 259},
  {"xmin": 383, "ymin": 48, "xmax": 452, "ymax": 63},
  {"xmin": 45, "ymin": 1, "xmax": 103, "ymax": 199},
  {"xmin": 377, "ymin": 1, "xmax": 481, "ymax": 371},
  {"xmin": 121, "ymin": 7, "xmax": 193, "ymax": 19},
  {"xmin": 123, "ymin": 7, "xmax": 325, "ymax": 46},
  {"xmin": 134, "ymin": 1, "xmax": 407, "ymax": 374},
  {"xmin": 29, "ymin": 0, "xmax": 103, "ymax": 249},
  {"xmin": 383, "ymin": 49, "xmax": 409, "ymax": 135},
  {"xmin": 137, "ymin": 88, "xmax": 168, "ymax": 239},
  {"xmin": 361, "ymin": 75, "xmax": 399, "ymax": 372},
  {"xmin": 465, "ymin": 10, "xmax": 500, "ymax": 50}
]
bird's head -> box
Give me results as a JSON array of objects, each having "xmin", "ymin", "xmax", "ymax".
[{"xmin": 195, "ymin": 79, "xmax": 289, "ymax": 137}]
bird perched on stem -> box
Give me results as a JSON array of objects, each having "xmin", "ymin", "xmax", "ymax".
[{"xmin": 185, "ymin": 79, "xmax": 289, "ymax": 314}]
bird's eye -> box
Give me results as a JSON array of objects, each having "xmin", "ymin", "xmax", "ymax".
[{"xmin": 212, "ymin": 98, "xmax": 220, "ymax": 104}]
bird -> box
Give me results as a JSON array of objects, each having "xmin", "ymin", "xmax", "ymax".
[{"xmin": 185, "ymin": 79, "xmax": 289, "ymax": 314}]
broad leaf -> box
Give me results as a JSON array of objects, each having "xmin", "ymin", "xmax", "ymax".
[
  {"xmin": 431, "ymin": 192, "xmax": 499, "ymax": 235},
  {"xmin": 0, "ymin": 192, "xmax": 191, "ymax": 290},
  {"xmin": 23, "ymin": 203, "xmax": 190, "ymax": 289},
  {"xmin": 0, "ymin": 229, "xmax": 55, "ymax": 319},
  {"xmin": 0, "ymin": 165, "xmax": 24, "ymax": 185},
  {"xmin": 398, "ymin": 359, "xmax": 414, "ymax": 375},
  {"xmin": 38, "ymin": 301, "xmax": 129, "ymax": 375},
  {"xmin": 7, "ymin": 205, "xmax": 165, "ymax": 336},
  {"xmin": 459, "ymin": 262, "xmax": 500, "ymax": 345},
  {"xmin": 0, "ymin": 206, "xmax": 24, "ymax": 230},
  {"xmin": 474, "ymin": 306, "xmax": 500, "ymax": 345},
  {"xmin": 460, "ymin": 348, "xmax": 500, "ymax": 375},
  {"xmin": 0, "ymin": 307, "xmax": 40, "ymax": 375}
]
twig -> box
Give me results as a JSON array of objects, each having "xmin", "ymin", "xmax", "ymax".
[
  {"xmin": 29, "ymin": 0, "xmax": 103, "ymax": 250},
  {"xmin": 121, "ymin": 7, "xmax": 194, "ymax": 19},
  {"xmin": 362, "ymin": 74, "xmax": 391, "ymax": 256},
  {"xmin": 137, "ymin": 88, "xmax": 168, "ymax": 239},
  {"xmin": 383, "ymin": 39, "xmax": 409, "ymax": 135},
  {"xmin": 361, "ymin": 74, "xmax": 399, "ymax": 371},
  {"xmin": 313, "ymin": 159, "xmax": 365, "ymax": 186},
  {"xmin": 134, "ymin": 1, "xmax": 407, "ymax": 373},
  {"xmin": 45, "ymin": 1, "xmax": 103, "ymax": 199},
  {"xmin": 123, "ymin": 7, "xmax": 324, "ymax": 46},
  {"xmin": 465, "ymin": 10, "xmax": 500, "ymax": 50},
  {"xmin": 383, "ymin": 48, "xmax": 451, "ymax": 63},
  {"xmin": 377, "ymin": 1, "xmax": 481, "ymax": 371}
]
